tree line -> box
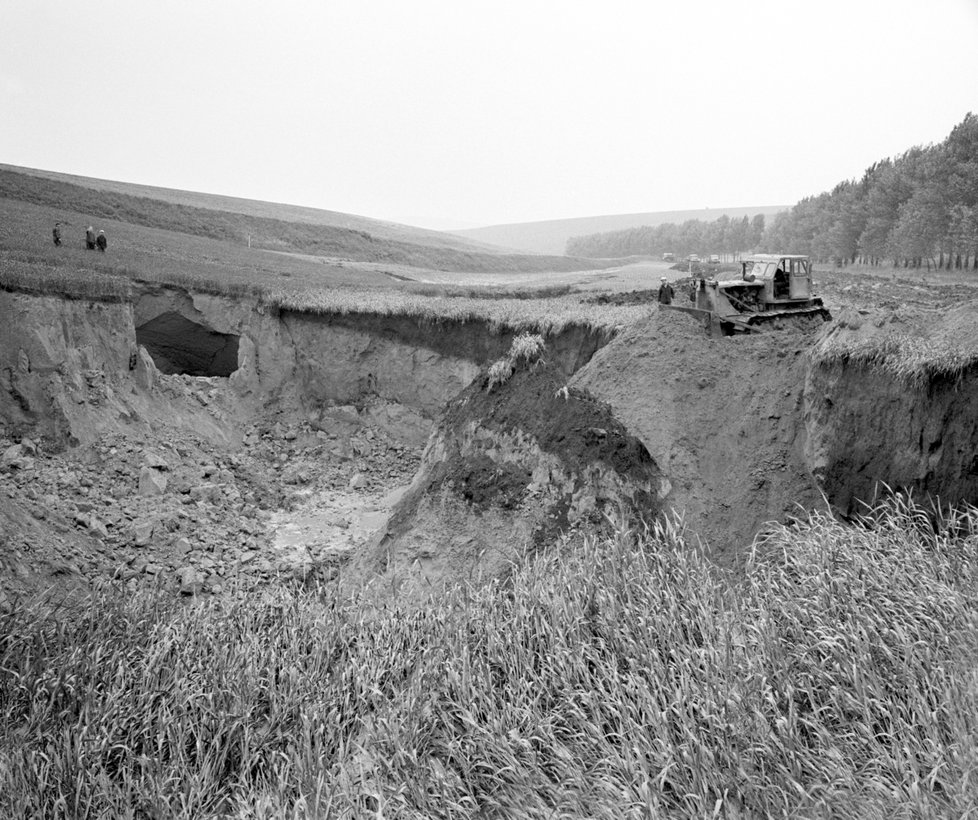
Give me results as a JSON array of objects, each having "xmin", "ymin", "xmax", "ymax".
[
  {"xmin": 566, "ymin": 213, "xmax": 767, "ymax": 260},
  {"xmin": 567, "ymin": 112, "xmax": 978, "ymax": 270}
]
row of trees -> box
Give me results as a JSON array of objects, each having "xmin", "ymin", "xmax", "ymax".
[
  {"xmin": 566, "ymin": 213, "xmax": 767, "ymax": 260},
  {"xmin": 761, "ymin": 113, "xmax": 978, "ymax": 268},
  {"xmin": 568, "ymin": 113, "xmax": 978, "ymax": 270}
]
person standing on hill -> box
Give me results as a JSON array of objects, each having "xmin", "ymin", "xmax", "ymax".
[
  {"xmin": 96, "ymin": 230, "xmax": 107, "ymax": 252},
  {"xmin": 657, "ymin": 276, "xmax": 675, "ymax": 305},
  {"xmin": 85, "ymin": 226, "xmax": 96, "ymax": 250},
  {"xmin": 52, "ymin": 223, "xmax": 62, "ymax": 246}
]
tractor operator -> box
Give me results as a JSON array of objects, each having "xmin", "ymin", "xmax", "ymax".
[{"xmin": 657, "ymin": 277, "xmax": 675, "ymax": 305}]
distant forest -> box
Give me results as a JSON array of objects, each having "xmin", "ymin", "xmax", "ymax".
[
  {"xmin": 568, "ymin": 113, "xmax": 978, "ymax": 270},
  {"xmin": 566, "ymin": 212, "xmax": 767, "ymax": 262}
]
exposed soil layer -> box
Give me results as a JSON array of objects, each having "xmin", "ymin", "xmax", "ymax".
[
  {"xmin": 574, "ymin": 307, "xmax": 824, "ymax": 568},
  {"xmin": 805, "ymin": 305, "xmax": 978, "ymax": 514},
  {"xmin": 445, "ymin": 364, "xmax": 659, "ymax": 484},
  {"xmin": 351, "ymin": 359, "xmax": 665, "ymax": 597},
  {"xmin": 305, "ymin": 311, "xmax": 616, "ymax": 378},
  {"xmin": 6, "ymin": 272, "xmax": 978, "ymax": 602}
]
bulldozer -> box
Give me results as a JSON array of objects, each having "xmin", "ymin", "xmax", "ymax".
[{"xmin": 664, "ymin": 254, "xmax": 830, "ymax": 334}]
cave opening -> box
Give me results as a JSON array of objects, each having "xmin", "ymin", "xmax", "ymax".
[{"xmin": 136, "ymin": 312, "xmax": 240, "ymax": 376}]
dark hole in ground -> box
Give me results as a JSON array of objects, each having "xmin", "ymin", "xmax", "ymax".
[{"xmin": 136, "ymin": 312, "xmax": 240, "ymax": 376}]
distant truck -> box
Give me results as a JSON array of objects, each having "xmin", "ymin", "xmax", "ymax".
[
  {"xmin": 662, "ymin": 252, "xmax": 675, "ymax": 262},
  {"xmin": 708, "ymin": 254, "xmax": 720, "ymax": 265}
]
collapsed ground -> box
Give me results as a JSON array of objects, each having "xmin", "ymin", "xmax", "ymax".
[
  {"xmin": 3, "ymin": 267, "xmax": 978, "ymax": 605},
  {"xmin": 0, "ymin": 378, "xmax": 421, "ymax": 608}
]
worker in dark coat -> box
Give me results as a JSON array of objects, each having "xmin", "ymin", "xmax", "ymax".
[
  {"xmin": 657, "ymin": 276, "xmax": 675, "ymax": 305},
  {"xmin": 96, "ymin": 230, "xmax": 107, "ymax": 252},
  {"xmin": 52, "ymin": 223, "xmax": 62, "ymax": 246},
  {"xmin": 85, "ymin": 226, "xmax": 96, "ymax": 250}
]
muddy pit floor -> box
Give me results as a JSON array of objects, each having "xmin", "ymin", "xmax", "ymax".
[{"xmin": 0, "ymin": 374, "xmax": 423, "ymax": 606}]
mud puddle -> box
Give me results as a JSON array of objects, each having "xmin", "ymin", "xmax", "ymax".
[{"xmin": 266, "ymin": 482, "xmax": 411, "ymax": 570}]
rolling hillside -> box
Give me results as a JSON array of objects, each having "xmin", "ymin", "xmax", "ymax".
[
  {"xmin": 0, "ymin": 164, "xmax": 491, "ymax": 252},
  {"xmin": 455, "ymin": 205, "xmax": 789, "ymax": 255},
  {"xmin": 0, "ymin": 164, "xmax": 605, "ymax": 275}
]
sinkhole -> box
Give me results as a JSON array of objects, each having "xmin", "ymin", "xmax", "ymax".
[{"xmin": 136, "ymin": 312, "xmax": 240, "ymax": 376}]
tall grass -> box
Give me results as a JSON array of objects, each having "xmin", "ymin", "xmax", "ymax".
[
  {"xmin": 267, "ymin": 287, "xmax": 646, "ymax": 335},
  {"xmin": 2, "ymin": 499, "xmax": 976, "ymax": 817},
  {"xmin": 487, "ymin": 332, "xmax": 546, "ymax": 391}
]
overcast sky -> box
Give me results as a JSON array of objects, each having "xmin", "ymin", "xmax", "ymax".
[{"xmin": 3, "ymin": 1, "xmax": 976, "ymax": 230}]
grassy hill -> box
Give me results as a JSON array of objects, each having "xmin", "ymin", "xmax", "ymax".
[
  {"xmin": 0, "ymin": 164, "xmax": 492, "ymax": 251},
  {"xmin": 454, "ymin": 205, "xmax": 789, "ymax": 255},
  {"xmin": 0, "ymin": 164, "xmax": 605, "ymax": 277},
  {"xmin": 0, "ymin": 165, "xmax": 646, "ymax": 333}
]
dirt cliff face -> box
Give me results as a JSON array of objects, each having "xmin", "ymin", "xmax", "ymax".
[
  {"xmin": 0, "ymin": 290, "xmax": 137, "ymax": 446},
  {"xmin": 573, "ymin": 308, "xmax": 825, "ymax": 567},
  {"xmin": 131, "ymin": 285, "xmax": 613, "ymax": 433},
  {"xmin": 1, "ymin": 287, "xmax": 626, "ymax": 600},
  {"xmin": 352, "ymin": 359, "xmax": 666, "ymax": 596},
  {"xmin": 804, "ymin": 307, "xmax": 978, "ymax": 514}
]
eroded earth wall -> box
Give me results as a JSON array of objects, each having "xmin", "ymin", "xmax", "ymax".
[
  {"xmin": 353, "ymin": 361, "xmax": 667, "ymax": 596},
  {"xmin": 133, "ymin": 286, "xmax": 614, "ymax": 432},
  {"xmin": 0, "ymin": 290, "xmax": 137, "ymax": 445},
  {"xmin": 804, "ymin": 311, "xmax": 978, "ymax": 514},
  {"xmin": 573, "ymin": 309, "xmax": 825, "ymax": 566},
  {"xmin": 4, "ymin": 285, "xmax": 615, "ymax": 448},
  {"xmin": 7, "ymin": 284, "xmax": 978, "ymax": 572}
]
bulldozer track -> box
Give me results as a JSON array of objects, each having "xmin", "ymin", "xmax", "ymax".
[{"xmin": 744, "ymin": 305, "xmax": 831, "ymax": 326}]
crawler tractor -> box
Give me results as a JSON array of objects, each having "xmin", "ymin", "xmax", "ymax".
[{"xmin": 665, "ymin": 254, "xmax": 830, "ymax": 334}]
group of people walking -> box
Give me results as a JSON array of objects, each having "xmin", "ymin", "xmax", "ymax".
[{"xmin": 52, "ymin": 222, "xmax": 107, "ymax": 252}]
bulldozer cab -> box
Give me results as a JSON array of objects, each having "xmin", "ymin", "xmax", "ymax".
[{"xmin": 741, "ymin": 255, "xmax": 814, "ymax": 303}]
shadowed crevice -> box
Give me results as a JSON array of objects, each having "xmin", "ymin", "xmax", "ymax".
[{"xmin": 136, "ymin": 312, "xmax": 239, "ymax": 376}]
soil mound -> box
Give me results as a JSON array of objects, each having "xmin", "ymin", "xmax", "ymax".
[
  {"xmin": 573, "ymin": 306, "xmax": 825, "ymax": 567},
  {"xmin": 350, "ymin": 354, "xmax": 666, "ymax": 596}
]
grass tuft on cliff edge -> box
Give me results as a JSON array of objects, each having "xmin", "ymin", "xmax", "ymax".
[{"xmin": 812, "ymin": 305, "xmax": 978, "ymax": 383}]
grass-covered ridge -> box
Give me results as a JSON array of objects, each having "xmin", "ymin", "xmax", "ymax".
[
  {"xmin": 2, "ymin": 499, "xmax": 976, "ymax": 818},
  {"xmin": 812, "ymin": 305, "xmax": 978, "ymax": 383},
  {"xmin": 0, "ymin": 258, "xmax": 131, "ymax": 303}
]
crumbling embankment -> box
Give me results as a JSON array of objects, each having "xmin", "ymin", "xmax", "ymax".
[
  {"xmin": 130, "ymin": 285, "xmax": 615, "ymax": 439},
  {"xmin": 804, "ymin": 307, "xmax": 978, "ymax": 515},
  {"xmin": 805, "ymin": 361, "xmax": 978, "ymax": 514},
  {"xmin": 0, "ymin": 289, "xmax": 141, "ymax": 446},
  {"xmin": 0, "ymin": 285, "xmax": 622, "ymax": 600},
  {"xmin": 353, "ymin": 357, "xmax": 667, "ymax": 595},
  {"xmin": 7, "ymin": 283, "xmax": 978, "ymax": 598},
  {"xmin": 573, "ymin": 309, "xmax": 824, "ymax": 567},
  {"xmin": 2, "ymin": 284, "xmax": 616, "ymax": 448}
]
